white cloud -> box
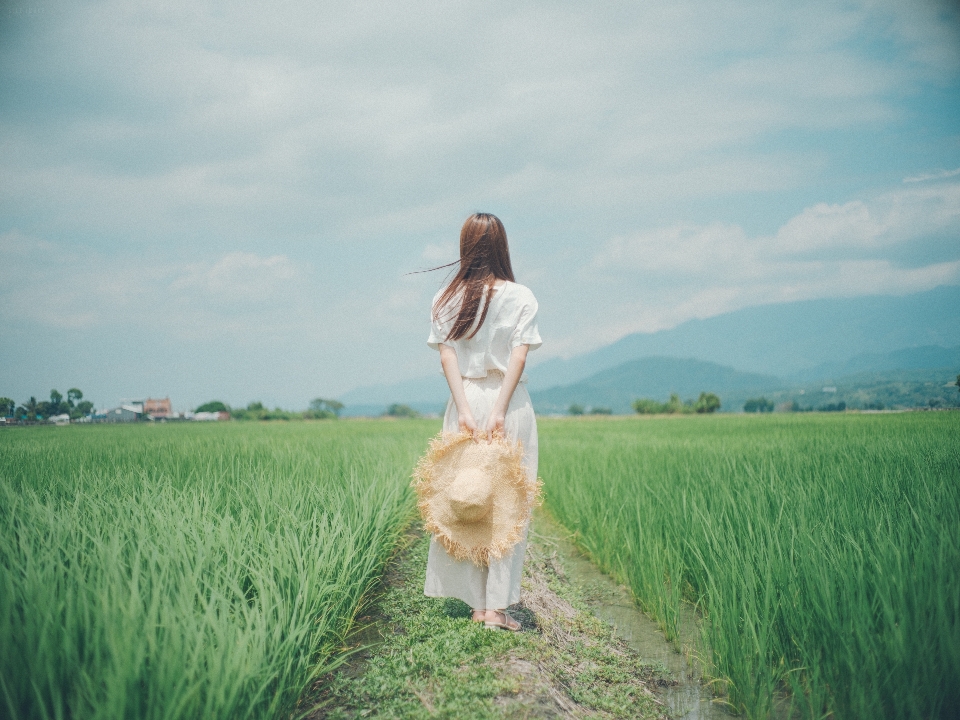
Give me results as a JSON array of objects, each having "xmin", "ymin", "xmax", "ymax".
[
  {"xmin": 769, "ymin": 183, "xmax": 960, "ymax": 254},
  {"xmin": 171, "ymin": 252, "xmax": 300, "ymax": 306},
  {"xmin": 572, "ymin": 181, "xmax": 960, "ymax": 348},
  {"xmin": 1, "ymin": 0, "xmax": 958, "ymax": 398},
  {"xmin": 591, "ymin": 181, "xmax": 960, "ymax": 280},
  {"xmin": 421, "ymin": 242, "xmax": 457, "ymax": 264},
  {"xmin": 0, "ymin": 234, "xmax": 308, "ymax": 331},
  {"xmin": 592, "ymin": 223, "xmax": 751, "ymax": 276},
  {"xmin": 773, "ymin": 201, "xmax": 887, "ymax": 252},
  {"xmin": 904, "ymin": 167, "xmax": 960, "ymax": 183},
  {"xmin": 3, "ymin": 0, "xmax": 955, "ymax": 248}
]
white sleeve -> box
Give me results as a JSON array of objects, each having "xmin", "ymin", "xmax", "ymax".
[
  {"xmin": 427, "ymin": 293, "xmax": 451, "ymax": 351},
  {"xmin": 510, "ymin": 293, "xmax": 542, "ymax": 351},
  {"xmin": 427, "ymin": 313, "xmax": 447, "ymax": 351}
]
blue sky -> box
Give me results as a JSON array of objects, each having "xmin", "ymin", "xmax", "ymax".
[{"xmin": 1, "ymin": 0, "xmax": 959, "ymax": 411}]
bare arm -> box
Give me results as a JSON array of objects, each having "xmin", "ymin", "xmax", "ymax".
[
  {"xmin": 439, "ymin": 344, "xmax": 479, "ymax": 440},
  {"xmin": 484, "ymin": 344, "xmax": 529, "ymax": 442}
]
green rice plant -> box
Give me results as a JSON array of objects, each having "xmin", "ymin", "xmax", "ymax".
[
  {"xmin": 0, "ymin": 420, "xmax": 437, "ymax": 720},
  {"xmin": 539, "ymin": 413, "xmax": 960, "ymax": 719}
]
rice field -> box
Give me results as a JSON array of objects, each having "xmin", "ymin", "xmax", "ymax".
[
  {"xmin": 3, "ymin": 414, "xmax": 957, "ymax": 720},
  {"xmin": 540, "ymin": 412, "xmax": 960, "ymax": 719},
  {"xmin": 0, "ymin": 420, "xmax": 437, "ymax": 720}
]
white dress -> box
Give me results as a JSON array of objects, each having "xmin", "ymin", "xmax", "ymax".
[{"xmin": 423, "ymin": 281, "xmax": 542, "ymax": 610}]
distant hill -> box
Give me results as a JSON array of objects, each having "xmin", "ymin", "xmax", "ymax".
[
  {"xmin": 530, "ymin": 356, "xmax": 959, "ymax": 415},
  {"xmin": 340, "ymin": 401, "xmax": 447, "ymax": 418},
  {"xmin": 789, "ymin": 345, "xmax": 959, "ymax": 382},
  {"xmin": 336, "ymin": 286, "xmax": 960, "ymax": 413},
  {"xmin": 529, "ymin": 357, "xmax": 782, "ymax": 414},
  {"xmin": 527, "ymin": 285, "xmax": 960, "ymax": 389},
  {"xmin": 750, "ymin": 367, "xmax": 960, "ymax": 413},
  {"xmin": 339, "ymin": 374, "xmax": 449, "ymax": 408},
  {"xmin": 339, "ymin": 347, "xmax": 959, "ymax": 416}
]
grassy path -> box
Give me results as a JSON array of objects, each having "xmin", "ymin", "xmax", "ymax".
[{"xmin": 304, "ymin": 514, "xmax": 671, "ymax": 719}]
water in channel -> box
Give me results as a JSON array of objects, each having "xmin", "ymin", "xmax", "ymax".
[{"xmin": 531, "ymin": 512, "xmax": 734, "ymax": 720}]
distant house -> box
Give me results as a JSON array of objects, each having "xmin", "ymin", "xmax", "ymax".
[
  {"xmin": 144, "ymin": 397, "xmax": 172, "ymax": 418},
  {"xmin": 99, "ymin": 405, "xmax": 143, "ymax": 423}
]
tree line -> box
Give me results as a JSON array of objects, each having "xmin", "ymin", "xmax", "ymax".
[
  {"xmin": 0, "ymin": 389, "xmax": 93, "ymax": 421},
  {"xmin": 194, "ymin": 398, "xmax": 345, "ymax": 420},
  {"xmin": 633, "ymin": 392, "xmax": 721, "ymax": 414},
  {"xmin": 564, "ymin": 392, "xmax": 721, "ymax": 416},
  {"xmin": 567, "ymin": 404, "xmax": 612, "ymax": 416}
]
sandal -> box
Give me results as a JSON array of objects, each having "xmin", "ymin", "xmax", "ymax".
[{"xmin": 484, "ymin": 610, "xmax": 521, "ymax": 632}]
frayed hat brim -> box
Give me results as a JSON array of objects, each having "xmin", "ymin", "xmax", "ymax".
[{"xmin": 412, "ymin": 431, "xmax": 542, "ymax": 566}]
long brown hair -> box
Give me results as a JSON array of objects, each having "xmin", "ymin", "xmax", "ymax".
[{"xmin": 433, "ymin": 213, "xmax": 515, "ymax": 342}]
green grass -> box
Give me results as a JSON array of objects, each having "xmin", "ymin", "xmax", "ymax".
[
  {"xmin": 313, "ymin": 526, "xmax": 664, "ymax": 719},
  {"xmin": 0, "ymin": 420, "xmax": 438, "ymax": 720},
  {"xmin": 539, "ymin": 413, "xmax": 960, "ymax": 719},
  {"xmin": 5, "ymin": 413, "xmax": 957, "ymax": 719},
  {"xmin": 312, "ymin": 532, "xmax": 529, "ymax": 719}
]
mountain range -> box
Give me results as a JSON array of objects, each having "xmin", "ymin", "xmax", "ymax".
[
  {"xmin": 529, "ymin": 348, "xmax": 959, "ymax": 415},
  {"xmin": 529, "ymin": 357, "xmax": 781, "ymax": 414},
  {"xmin": 788, "ymin": 344, "xmax": 960, "ymax": 382},
  {"xmin": 525, "ymin": 284, "xmax": 960, "ymax": 390},
  {"xmin": 338, "ymin": 285, "xmax": 960, "ymax": 415}
]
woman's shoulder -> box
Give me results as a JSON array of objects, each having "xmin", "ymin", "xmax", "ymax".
[{"xmin": 503, "ymin": 281, "xmax": 538, "ymax": 306}]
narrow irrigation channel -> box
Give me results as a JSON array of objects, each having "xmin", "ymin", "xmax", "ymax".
[
  {"xmin": 532, "ymin": 513, "xmax": 732, "ymax": 720},
  {"xmin": 303, "ymin": 510, "xmax": 735, "ymax": 719}
]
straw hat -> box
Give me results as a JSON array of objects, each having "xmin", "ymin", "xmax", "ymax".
[{"xmin": 412, "ymin": 431, "xmax": 542, "ymax": 566}]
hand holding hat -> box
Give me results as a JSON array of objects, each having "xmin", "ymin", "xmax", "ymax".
[{"xmin": 412, "ymin": 431, "xmax": 542, "ymax": 567}]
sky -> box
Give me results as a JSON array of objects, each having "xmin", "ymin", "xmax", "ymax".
[{"xmin": 1, "ymin": 0, "xmax": 959, "ymax": 411}]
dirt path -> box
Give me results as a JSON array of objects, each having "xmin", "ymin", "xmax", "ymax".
[{"xmin": 302, "ymin": 512, "xmax": 702, "ymax": 719}]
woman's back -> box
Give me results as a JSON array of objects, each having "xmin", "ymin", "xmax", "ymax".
[{"xmin": 428, "ymin": 281, "xmax": 541, "ymax": 380}]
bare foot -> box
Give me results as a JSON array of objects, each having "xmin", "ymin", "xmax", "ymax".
[{"xmin": 471, "ymin": 609, "xmax": 487, "ymax": 622}]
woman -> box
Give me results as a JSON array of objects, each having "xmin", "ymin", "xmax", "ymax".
[{"xmin": 423, "ymin": 212, "xmax": 541, "ymax": 632}]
